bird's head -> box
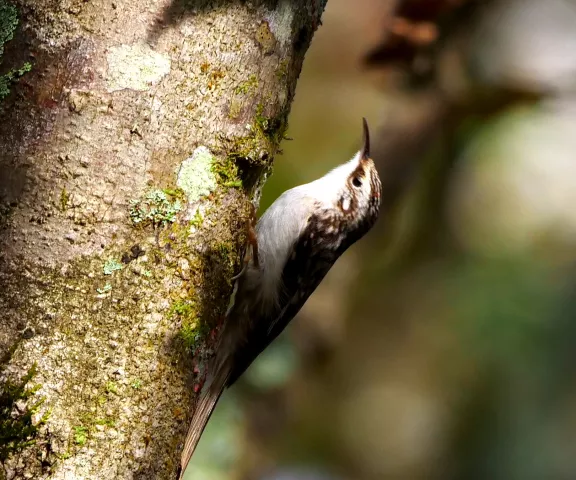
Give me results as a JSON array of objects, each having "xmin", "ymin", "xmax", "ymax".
[{"xmin": 313, "ymin": 118, "xmax": 382, "ymax": 233}]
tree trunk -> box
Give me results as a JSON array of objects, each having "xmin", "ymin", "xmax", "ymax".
[{"xmin": 0, "ymin": 0, "xmax": 326, "ymax": 478}]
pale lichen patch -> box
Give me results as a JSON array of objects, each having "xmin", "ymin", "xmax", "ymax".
[
  {"xmin": 176, "ymin": 147, "xmax": 218, "ymax": 205},
  {"xmin": 265, "ymin": 0, "xmax": 294, "ymax": 48},
  {"xmin": 106, "ymin": 43, "xmax": 171, "ymax": 92}
]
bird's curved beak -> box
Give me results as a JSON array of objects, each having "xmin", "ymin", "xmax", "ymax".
[{"xmin": 360, "ymin": 117, "xmax": 370, "ymax": 162}]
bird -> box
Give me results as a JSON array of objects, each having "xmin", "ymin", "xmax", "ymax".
[{"xmin": 179, "ymin": 118, "xmax": 382, "ymax": 478}]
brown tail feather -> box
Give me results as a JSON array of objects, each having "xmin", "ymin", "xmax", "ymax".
[{"xmin": 179, "ymin": 363, "xmax": 229, "ymax": 479}]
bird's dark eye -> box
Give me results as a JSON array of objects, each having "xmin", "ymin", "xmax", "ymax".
[{"xmin": 352, "ymin": 176, "xmax": 362, "ymax": 188}]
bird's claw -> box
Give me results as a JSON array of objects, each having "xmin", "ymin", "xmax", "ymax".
[{"xmin": 231, "ymin": 204, "xmax": 260, "ymax": 281}]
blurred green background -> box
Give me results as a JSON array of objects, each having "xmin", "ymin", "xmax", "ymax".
[{"xmin": 186, "ymin": 0, "xmax": 576, "ymax": 479}]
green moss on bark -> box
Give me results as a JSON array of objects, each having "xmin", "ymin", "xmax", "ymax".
[
  {"xmin": 225, "ymin": 103, "xmax": 288, "ymax": 166},
  {"xmin": 0, "ymin": 1, "xmax": 17, "ymax": 57},
  {"xmin": 129, "ymin": 189, "xmax": 182, "ymax": 228},
  {"xmin": 0, "ymin": 1, "xmax": 32, "ymax": 101},
  {"xmin": 0, "ymin": 364, "xmax": 48, "ymax": 462}
]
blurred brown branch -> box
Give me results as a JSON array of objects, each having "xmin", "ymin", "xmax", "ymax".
[
  {"xmin": 364, "ymin": 0, "xmax": 485, "ymax": 81},
  {"xmin": 364, "ymin": 0, "xmax": 543, "ymax": 247}
]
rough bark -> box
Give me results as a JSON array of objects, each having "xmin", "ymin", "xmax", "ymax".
[{"xmin": 0, "ymin": 0, "xmax": 326, "ymax": 478}]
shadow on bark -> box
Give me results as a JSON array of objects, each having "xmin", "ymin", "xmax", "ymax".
[{"xmin": 147, "ymin": 0, "xmax": 319, "ymax": 50}]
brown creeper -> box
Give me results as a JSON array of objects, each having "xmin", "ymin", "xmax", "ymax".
[{"xmin": 179, "ymin": 118, "xmax": 382, "ymax": 477}]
